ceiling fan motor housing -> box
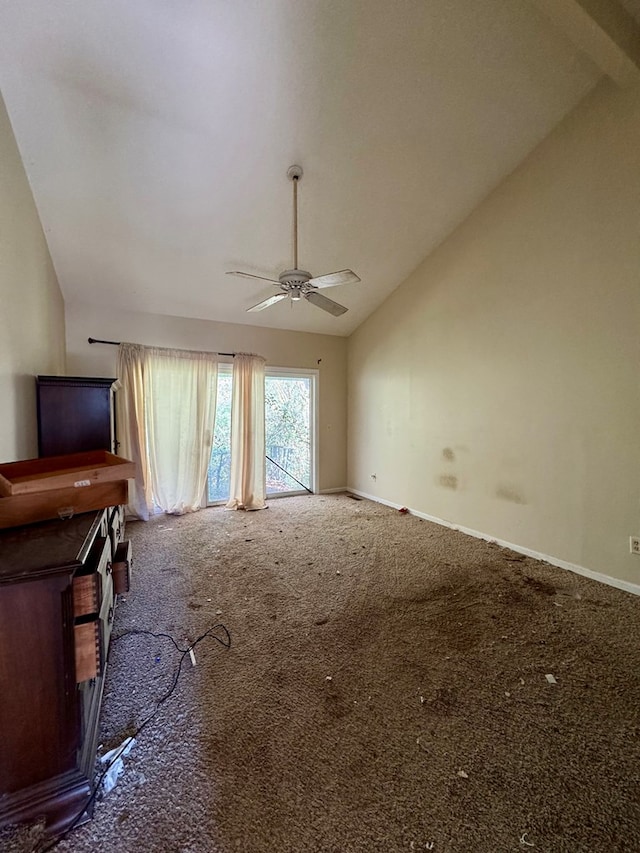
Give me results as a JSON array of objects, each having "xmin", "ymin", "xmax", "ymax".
[{"xmin": 279, "ymin": 269, "xmax": 312, "ymax": 287}]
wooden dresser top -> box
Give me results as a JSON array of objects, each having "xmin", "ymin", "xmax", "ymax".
[{"xmin": 0, "ymin": 511, "xmax": 103, "ymax": 582}]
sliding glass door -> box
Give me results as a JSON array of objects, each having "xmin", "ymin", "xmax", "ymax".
[
  {"xmin": 265, "ymin": 371, "xmax": 314, "ymax": 495},
  {"xmin": 207, "ymin": 367, "xmax": 317, "ymax": 504}
]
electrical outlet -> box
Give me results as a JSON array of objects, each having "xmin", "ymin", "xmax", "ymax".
[{"xmin": 630, "ymin": 537, "xmax": 640, "ymax": 555}]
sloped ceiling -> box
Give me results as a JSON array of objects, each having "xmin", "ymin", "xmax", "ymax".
[{"xmin": 0, "ymin": 1, "xmax": 600, "ymax": 336}]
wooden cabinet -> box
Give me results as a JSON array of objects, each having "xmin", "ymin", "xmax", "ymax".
[
  {"xmin": 0, "ymin": 505, "xmax": 131, "ymax": 836},
  {"xmin": 36, "ymin": 376, "xmax": 118, "ymax": 458}
]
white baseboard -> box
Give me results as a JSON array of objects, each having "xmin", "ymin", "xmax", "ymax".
[{"xmin": 347, "ymin": 488, "xmax": 640, "ymax": 597}]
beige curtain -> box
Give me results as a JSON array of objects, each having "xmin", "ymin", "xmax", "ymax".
[
  {"xmin": 116, "ymin": 343, "xmax": 152, "ymax": 520},
  {"xmin": 226, "ymin": 353, "xmax": 267, "ymax": 511},
  {"xmin": 116, "ymin": 343, "xmax": 218, "ymax": 517},
  {"xmin": 144, "ymin": 347, "xmax": 218, "ymax": 515}
]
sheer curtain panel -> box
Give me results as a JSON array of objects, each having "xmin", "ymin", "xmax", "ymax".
[
  {"xmin": 226, "ymin": 353, "xmax": 267, "ymax": 511},
  {"xmin": 117, "ymin": 343, "xmax": 218, "ymax": 517},
  {"xmin": 145, "ymin": 347, "xmax": 218, "ymax": 514},
  {"xmin": 116, "ymin": 343, "xmax": 152, "ymax": 520}
]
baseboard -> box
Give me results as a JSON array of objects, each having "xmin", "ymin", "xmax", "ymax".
[
  {"xmin": 319, "ymin": 487, "xmax": 349, "ymax": 494},
  {"xmin": 347, "ymin": 488, "xmax": 640, "ymax": 597}
]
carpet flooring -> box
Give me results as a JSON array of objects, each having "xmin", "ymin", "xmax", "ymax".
[{"xmin": 2, "ymin": 493, "xmax": 640, "ymax": 853}]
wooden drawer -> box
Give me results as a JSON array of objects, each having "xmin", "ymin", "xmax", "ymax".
[
  {"xmin": 112, "ymin": 540, "xmax": 132, "ymax": 595},
  {"xmin": 0, "ymin": 480, "xmax": 128, "ymax": 530},
  {"xmin": 0, "ymin": 451, "xmax": 135, "ymax": 496},
  {"xmin": 73, "ymin": 573, "xmax": 101, "ymax": 619},
  {"xmin": 85, "ymin": 534, "xmax": 112, "ymax": 592},
  {"xmin": 74, "ymin": 620, "xmax": 101, "ymax": 683},
  {"xmin": 73, "ymin": 526, "xmax": 112, "ymax": 619},
  {"xmin": 74, "ymin": 574, "xmax": 113, "ymax": 683},
  {"xmin": 73, "ymin": 535, "xmax": 113, "ymax": 683}
]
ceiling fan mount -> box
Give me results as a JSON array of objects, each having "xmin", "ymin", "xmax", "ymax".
[
  {"xmin": 287, "ymin": 164, "xmax": 303, "ymax": 182},
  {"xmin": 226, "ymin": 165, "xmax": 360, "ymax": 316}
]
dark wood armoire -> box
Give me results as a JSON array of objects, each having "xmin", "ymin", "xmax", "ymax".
[{"xmin": 36, "ymin": 376, "xmax": 118, "ymax": 457}]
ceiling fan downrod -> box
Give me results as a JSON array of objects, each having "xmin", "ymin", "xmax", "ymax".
[{"xmin": 287, "ymin": 164, "xmax": 303, "ymax": 271}]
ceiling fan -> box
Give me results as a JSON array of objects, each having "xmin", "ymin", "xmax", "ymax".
[{"xmin": 226, "ymin": 165, "xmax": 360, "ymax": 316}]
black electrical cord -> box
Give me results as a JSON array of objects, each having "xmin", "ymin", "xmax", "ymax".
[
  {"xmin": 265, "ymin": 454, "xmax": 313, "ymax": 494},
  {"xmin": 35, "ymin": 622, "xmax": 231, "ymax": 853}
]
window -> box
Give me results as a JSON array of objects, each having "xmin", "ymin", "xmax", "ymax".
[{"xmin": 207, "ymin": 365, "xmax": 232, "ymax": 503}]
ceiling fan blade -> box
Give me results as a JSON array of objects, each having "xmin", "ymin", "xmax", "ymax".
[
  {"xmin": 247, "ymin": 293, "xmax": 288, "ymax": 313},
  {"xmin": 305, "ymin": 290, "xmax": 348, "ymax": 316},
  {"xmin": 226, "ymin": 271, "xmax": 280, "ymax": 285},
  {"xmin": 307, "ymin": 269, "xmax": 360, "ymax": 289}
]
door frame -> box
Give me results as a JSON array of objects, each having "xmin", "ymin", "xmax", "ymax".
[
  {"xmin": 205, "ymin": 365, "xmax": 319, "ymax": 505},
  {"xmin": 265, "ymin": 366, "xmax": 319, "ymax": 498}
]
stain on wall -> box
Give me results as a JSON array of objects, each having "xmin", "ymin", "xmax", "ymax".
[
  {"xmin": 442, "ymin": 447, "xmax": 455, "ymax": 462},
  {"xmin": 439, "ymin": 474, "xmax": 458, "ymax": 490},
  {"xmin": 496, "ymin": 485, "xmax": 526, "ymax": 505}
]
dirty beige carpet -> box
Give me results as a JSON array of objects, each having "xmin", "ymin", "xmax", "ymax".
[{"xmin": 3, "ymin": 493, "xmax": 640, "ymax": 853}]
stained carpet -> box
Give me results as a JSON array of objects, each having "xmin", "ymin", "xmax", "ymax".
[{"xmin": 3, "ymin": 493, "xmax": 640, "ymax": 853}]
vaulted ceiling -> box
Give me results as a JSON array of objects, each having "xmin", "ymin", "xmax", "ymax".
[{"xmin": 0, "ymin": 1, "xmax": 610, "ymax": 335}]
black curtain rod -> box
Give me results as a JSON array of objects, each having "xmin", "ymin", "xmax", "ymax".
[{"xmin": 87, "ymin": 337, "xmax": 235, "ymax": 357}]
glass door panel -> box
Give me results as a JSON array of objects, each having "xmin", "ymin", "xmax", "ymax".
[{"xmin": 265, "ymin": 375, "xmax": 311, "ymax": 495}]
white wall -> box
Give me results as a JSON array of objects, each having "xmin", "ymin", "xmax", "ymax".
[
  {"xmin": 348, "ymin": 79, "xmax": 640, "ymax": 588},
  {"xmin": 0, "ymin": 92, "xmax": 65, "ymax": 463},
  {"xmin": 65, "ymin": 302, "xmax": 347, "ymax": 491}
]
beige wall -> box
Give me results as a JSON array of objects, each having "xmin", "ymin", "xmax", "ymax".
[
  {"xmin": 65, "ymin": 302, "xmax": 347, "ymax": 491},
  {"xmin": 0, "ymin": 92, "xmax": 65, "ymax": 463},
  {"xmin": 348, "ymin": 79, "xmax": 640, "ymax": 587}
]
